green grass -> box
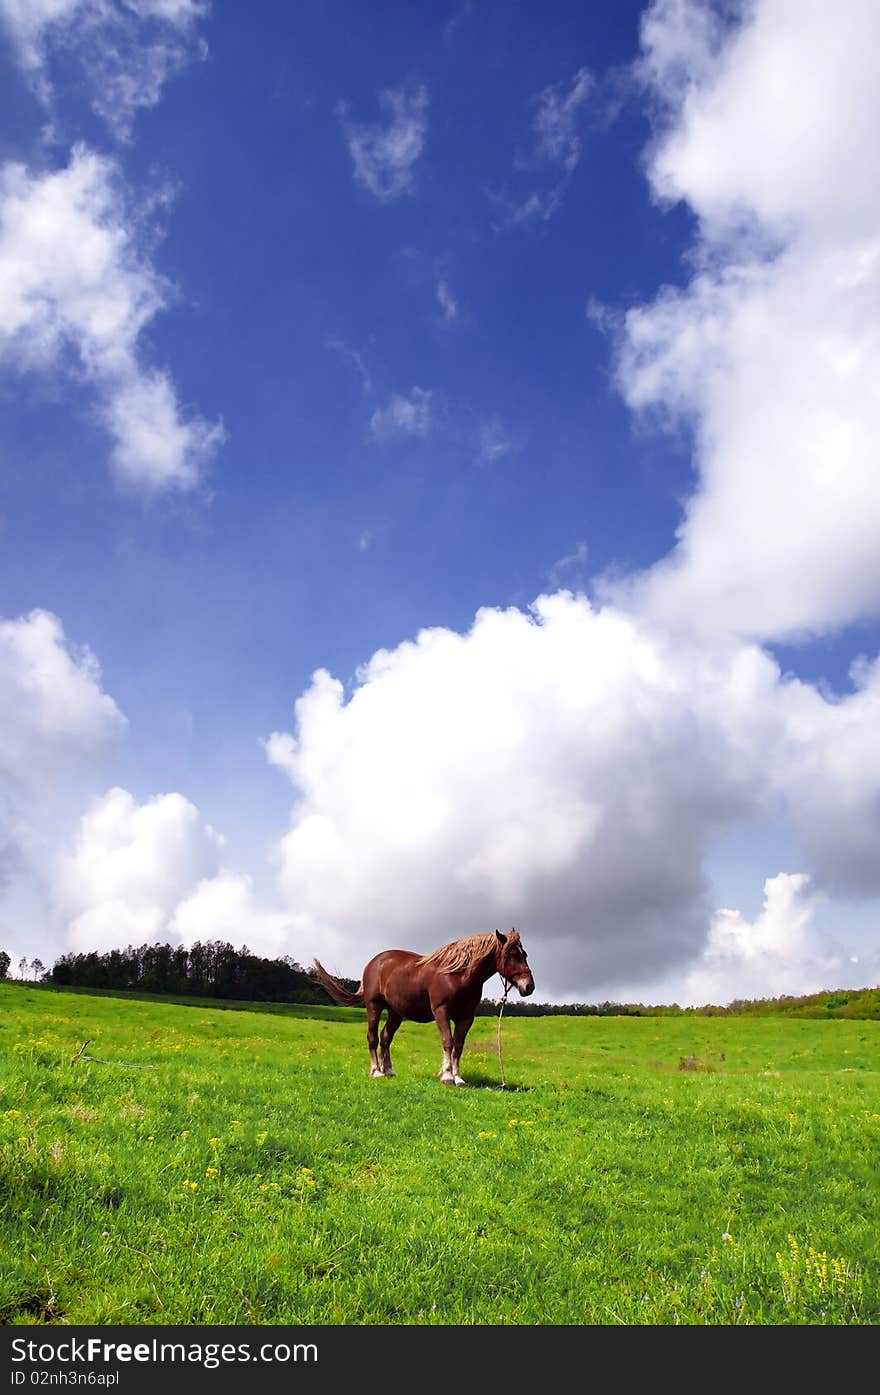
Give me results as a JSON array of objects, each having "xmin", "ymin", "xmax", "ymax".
[{"xmin": 1, "ymin": 983, "xmax": 878, "ymax": 1325}]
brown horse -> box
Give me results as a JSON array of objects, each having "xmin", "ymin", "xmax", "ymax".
[{"xmin": 313, "ymin": 928, "xmax": 534, "ymax": 1085}]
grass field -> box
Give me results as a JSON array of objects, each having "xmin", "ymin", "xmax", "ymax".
[{"xmin": 1, "ymin": 982, "xmax": 878, "ymax": 1325}]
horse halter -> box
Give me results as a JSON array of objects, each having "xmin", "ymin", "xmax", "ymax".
[{"xmin": 496, "ymin": 928, "xmax": 531, "ymax": 992}]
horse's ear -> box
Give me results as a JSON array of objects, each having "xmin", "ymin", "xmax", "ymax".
[{"xmin": 495, "ymin": 929, "xmax": 507, "ymax": 945}]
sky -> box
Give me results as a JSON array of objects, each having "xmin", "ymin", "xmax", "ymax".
[{"xmin": 1, "ymin": 0, "xmax": 879, "ymax": 1006}]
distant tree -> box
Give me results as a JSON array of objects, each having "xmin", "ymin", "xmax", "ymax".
[
  {"xmin": 52, "ymin": 956, "xmax": 73, "ymax": 986},
  {"xmin": 17, "ymin": 956, "xmax": 28, "ymax": 980},
  {"xmin": 0, "ymin": 950, "xmax": 9, "ymax": 979},
  {"xmin": 31, "ymin": 957, "xmax": 46, "ymax": 981}
]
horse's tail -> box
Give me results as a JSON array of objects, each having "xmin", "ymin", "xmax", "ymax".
[{"xmin": 312, "ymin": 960, "xmax": 365, "ymax": 1007}]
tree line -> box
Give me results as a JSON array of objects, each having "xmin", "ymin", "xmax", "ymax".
[
  {"xmin": 45, "ymin": 940, "xmax": 352, "ymax": 1005},
  {"xmin": 2, "ymin": 942, "xmax": 875, "ymax": 1018}
]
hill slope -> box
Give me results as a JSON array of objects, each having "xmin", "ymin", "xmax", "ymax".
[{"xmin": 1, "ymin": 983, "xmax": 878, "ymax": 1324}]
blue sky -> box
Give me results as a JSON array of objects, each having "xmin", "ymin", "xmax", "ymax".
[{"xmin": 1, "ymin": 0, "xmax": 879, "ymax": 1004}]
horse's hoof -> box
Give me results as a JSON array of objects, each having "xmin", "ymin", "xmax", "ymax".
[
  {"xmin": 440, "ymin": 1075, "xmax": 454, "ymax": 1086},
  {"xmin": 383, "ymin": 1068, "xmax": 396, "ymax": 1078},
  {"xmin": 369, "ymin": 1068, "xmax": 384, "ymax": 1079},
  {"xmin": 454, "ymin": 1077, "xmax": 466, "ymax": 1087}
]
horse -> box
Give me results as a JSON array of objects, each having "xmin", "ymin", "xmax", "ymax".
[{"xmin": 312, "ymin": 928, "xmax": 535, "ymax": 1086}]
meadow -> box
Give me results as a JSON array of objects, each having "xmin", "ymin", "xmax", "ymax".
[{"xmin": 1, "ymin": 982, "xmax": 878, "ymax": 1325}]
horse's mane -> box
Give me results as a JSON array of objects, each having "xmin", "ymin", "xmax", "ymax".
[{"xmin": 417, "ymin": 931, "xmax": 505, "ymax": 975}]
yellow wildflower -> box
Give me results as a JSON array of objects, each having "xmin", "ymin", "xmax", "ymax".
[{"xmin": 205, "ymin": 1167, "xmax": 218, "ymax": 1178}]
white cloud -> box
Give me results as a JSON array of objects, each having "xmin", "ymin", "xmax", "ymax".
[
  {"xmin": 0, "ymin": 145, "xmax": 223, "ymax": 492},
  {"xmin": 341, "ymin": 85, "xmax": 428, "ymax": 202},
  {"xmin": 683, "ymin": 873, "xmax": 846, "ymax": 1006},
  {"xmin": 609, "ymin": 0, "xmax": 880, "ymax": 641},
  {"xmin": 547, "ymin": 541, "xmax": 588, "ymax": 587},
  {"xmin": 264, "ymin": 595, "xmax": 755, "ymax": 994},
  {"xmin": 265, "ymin": 591, "xmax": 880, "ymax": 1000},
  {"xmin": 103, "ymin": 370, "xmax": 224, "ymax": 492},
  {"xmin": 169, "ymin": 870, "xmax": 295, "ymax": 956},
  {"xmin": 503, "ymin": 67, "xmax": 593, "ymax": 225},
  {"xmin": 640, "ymin": 0, "xmax": 880, "ymax": 242},
  {"xmin": 527, "ymin": 66, "xmax": 593, "ymax": 174},
  {"xmin": 54, "ymin": 787, "xmax": 223, "ymax": 951},
  {"xmin": 370, "ymin": 387, "xmax": 433, "ymax": 440},
  {"xmin": 435, "ymin": 276, "xmax": 457, "ymax": 324},
  {"xmin": 0, "ymin": 0, "xmax": 209, "ymax": 140},
  {"xmin": 53, "ymin": 789, "xmax": 302, "ymax": 958},
  {"xmin": 0, "ymin": 609, "xmax": 126, "ymax": 798},
  {"xmin": 769, "ymin": 653, "xmax": 880, "ymax": 898},
  {"xmin": 0, "ymin": 616, "xmax": 291, "ymax": 967},
  {"xmin": 0, "ymin": 608, "xmax": 125, "ymax": 920}
]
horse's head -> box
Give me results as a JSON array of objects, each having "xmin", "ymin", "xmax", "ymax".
[{"xmin": 495, "ymin": 928, "xmax": 534, "ymax": 997}]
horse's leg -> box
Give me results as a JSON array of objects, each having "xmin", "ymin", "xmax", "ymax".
[
  {"xmin": 366, "ymin": 999, "xmax": 384, "ymax": 1079},
  {"xmin": 451, "ymin": 1013, "xmax": 474, "ymax": 1087},
  {"xmin": 379, "ymin": 1011, "xmax": 402, "ymax": 1077},
  {"xmin": 434, "ymin": 1006, "xmax": 455, "ymax": 1084}
]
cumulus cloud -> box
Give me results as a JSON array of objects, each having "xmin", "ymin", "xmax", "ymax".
[
  {"xmin": 608, "ymin": 0, "xmax": 880, "ymax": 641},
  {"xmin": 102, "ymin": 370, "xmax": 223, "ymax": 492},
  {"xmin": 771, "ymin": 654, "xmax": 880, "ymax": 898},
  {"xmin": 0, "ymin": 0, "xmax": 209, "ymax": 140},
  {"xmin": 0, "ymin": 145, "xmax": 223, "ymax": 492},
  {"xmin": 0, "ymin": 609, "xmax": 126, "ymax": 797},
  {"xmin": 370, "ymin": 387, "xmax": 433, "ymax": 440},
  {"xmin": 53, "ymin": 788, "xmax": 302, "ymax": 957},
  {"xmin": 0, "ymin": 608, "xmax": 125, "ymax": 920},
  {"xmin": 265, "ymin": 591, "xmax": 880, "ymax": 1000},
  {"xmin": 265, "ymin": 595, "xmax": 756, "ymax": 995},
  {"xmin": 341, "ymin": 85, "xmax": 428, "ymax": 202},
  {"xmin": 683, "ymin": 873, "xmax": 846, "ymax": 1006},
  {"xmin": 169, "ymin": 870, "xmax": 296, "ymax": 956},
  {"xmin": 54, "ymin": 787, "xmax": 223, "ymax": 951}
]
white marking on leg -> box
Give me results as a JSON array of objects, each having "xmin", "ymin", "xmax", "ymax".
[{"xmin": 440, "ymin": 1046, "xmax": 454, "ymax": 1083}]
